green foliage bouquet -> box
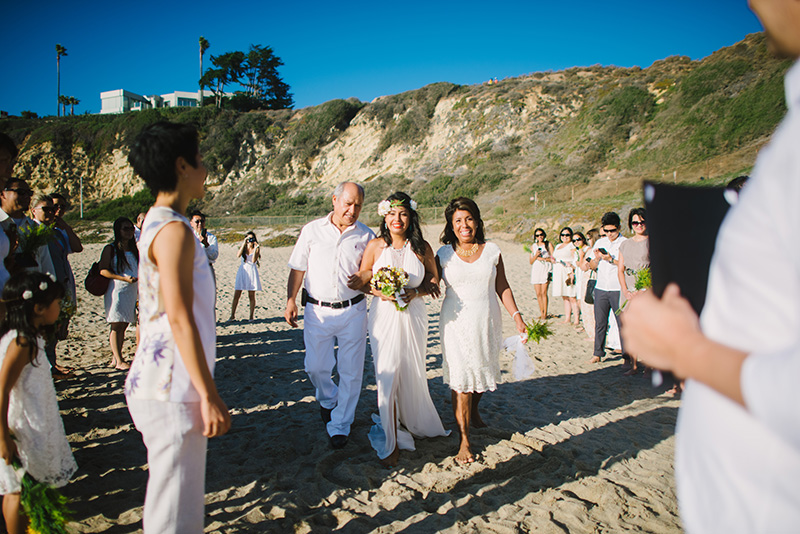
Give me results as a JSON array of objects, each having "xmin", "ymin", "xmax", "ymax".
[
  {"xmin": 371, "ymin": 266, "xmax": 410, "ymax": 311},
  {"xmin": 525, "ymin": 320, "xmax": 553, "ymax": 344},
  {"xmin": 11, "ymin": 457, "xmax": 72, "ymax": 534},
  {"xmin": 17, "ymin": 224, "xmax": 53, "ymax": 258}
]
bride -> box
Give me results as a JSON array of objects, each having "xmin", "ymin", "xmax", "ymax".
[{"xmin": 358, "ymin": 192, "xmax": 449, "ymax": 467}]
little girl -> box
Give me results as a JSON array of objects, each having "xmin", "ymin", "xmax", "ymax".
[{"xmin": 0, "ymin": 271, "xmax": 77, "ymax": 533}]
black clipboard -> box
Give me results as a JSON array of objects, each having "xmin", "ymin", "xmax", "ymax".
[{"xmin": 643, "ymin": 181, "xmax": 737, "ymax": 315}]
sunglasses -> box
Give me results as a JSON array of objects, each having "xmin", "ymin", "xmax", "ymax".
[
  {"xmin": 631, "ymin": 221, "xmax": 645, "ymax": 226},
  {"xmin": 35, "ymin": 206, "xmax": 56, "ymax": 213},
  {"xmin": 561, "ymin": 233, "xmax": 571, "ymax": 237},
  {"xmin": 573, "ymin": 238, "xmax": 584, "ymax": 242},
  {"xmin": 602, "ymin": 227, "xmax": 619, "ymax": 233},
  {"xmin": 5, "ymin": 188, "xmax": 32, "ymax": 196},
  {"xmin": 534, "ymin": 233, "xmax": 544, "ymax": 237}
]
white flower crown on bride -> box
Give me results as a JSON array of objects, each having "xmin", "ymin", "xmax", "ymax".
[{"xmin": 378, "ymin": 198, "xmax": 418, "ymax": 216}]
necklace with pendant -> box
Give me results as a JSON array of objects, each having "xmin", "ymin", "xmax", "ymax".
[
  {"xmin": 390, "ymin": 241, "xmax": 408, "ymax": 266},
  {"xmin": 456, "ymin": 242, "xmax": 479, "ymax": 257}
]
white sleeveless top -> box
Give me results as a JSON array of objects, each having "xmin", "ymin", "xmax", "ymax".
[{"xmin": 125, "ymin": 207, "xmax": 216, "ymax": 403}]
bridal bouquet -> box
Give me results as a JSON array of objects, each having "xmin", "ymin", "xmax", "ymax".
[
  {"xmin": 12, "ymin": 457, "xmax": 72, "ymax": 534},
  {"xmin": 371, "ymin": 266, "xmax": 410, "ymax": 311}
]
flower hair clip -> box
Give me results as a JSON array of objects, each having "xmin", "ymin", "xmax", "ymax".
[
  {"xmin": 22, "ymin": 290, "xmax": 33, "ymax": 300},
  {"xmin": 378, "ymin": 198, "xmax": 418, "ymax": 216}
]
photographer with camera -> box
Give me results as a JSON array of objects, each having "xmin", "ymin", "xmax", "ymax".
[
  {"xmin": 228, "ymin": 231, "xmax": 261, "ymax": 321},
  {"xmin": 189, "ymin": 210, "xmax": 218, "ymax": 282}
]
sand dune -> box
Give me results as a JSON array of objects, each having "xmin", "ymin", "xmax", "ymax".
[{"xmin": 55, "ymin": 226, "xmax": 681, "ymax": 533}]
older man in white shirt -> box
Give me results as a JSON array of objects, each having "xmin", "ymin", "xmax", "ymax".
[
  {"xmin": 623, "ymin": 1, "xmax": 800, "ymax": 531},
  {"xmin": 285, "ymin": 182, "xmax": 375, "ymax": 449}
]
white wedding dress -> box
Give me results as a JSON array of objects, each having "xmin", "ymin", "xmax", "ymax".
[
  {"xmin": 368, "ymin": 242, "xmax": 449, "ymax": 460},
  {"xmin": 438, "ymin": 242, "xmax": 503, "ymax": 393}
]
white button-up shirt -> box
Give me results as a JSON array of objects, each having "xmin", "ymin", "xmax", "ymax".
[
  {"xmin": 588, "ymin": 235, "xmax": 626, "ymax": 291},
  {"xmin": 288, "ymin": 213, "xmax": 374, "ymax": 303},
  {"xmin": 679, "ymin": 59, "xmax": 800, "ymax": 533}
]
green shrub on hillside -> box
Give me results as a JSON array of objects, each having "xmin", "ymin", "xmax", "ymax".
[
  {"xmin": 286, "ymin": 99, "xmax": 364, "ymax": 166},
  {"xmin": 76, "ymin": 189, "xmax": 155, "ymax": 221},
  {"xmin": 680, "ymin": 60, "xmax": 751, "ymax": 107}
]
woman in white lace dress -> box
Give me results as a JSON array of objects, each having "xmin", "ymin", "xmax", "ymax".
[
  {"xmin": 358, "ymin": 192, "xmax": 448, "ymax": 467},
  {"xmin": 0, "ymin": 272, "xmax": 77, "ymax": 533},
  {"xmin": 436, "ymin": 197, "xmax": 528, "ymax": 464}
]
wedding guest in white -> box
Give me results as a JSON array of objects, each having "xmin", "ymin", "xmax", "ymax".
[
  {"xmin": 285, "ymin": 182, "xmax": 374, "ymax": 449},
  {"xmin": 134, "ymin": 212, "xmax": 146, "ymax": 242},
  {"xmin": 189, "ymin": 210, "xmax": 218, "ymax": 279},
  {"xmin": 126, "ymin": 121, "xmax": 230, "ymax": 533},
  {"xmin": 623, "ymin": 1, "xmax": 800, "ymax": 529},
  {"xmin": 585, "ymin": 212, "xmax": 626, "ymax": 363},
  {"xmin": 437, "ymin": 197, "xmax": 527, "ymax": 464},
  {"xmin": 229, "ymin": 231, "xmax": 261, "ymax": 321},
  {"xmin": 358, "ymin": 192, "xmax": 448, "ymax": 467},
  {"xmin": 528, "ymin": 228, "xmax": 553, "ymax": 320}
]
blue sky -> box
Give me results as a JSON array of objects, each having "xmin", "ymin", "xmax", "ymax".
[{"xmin": 1, "ymin": 1, "xmax": 763, "ymax": 117}]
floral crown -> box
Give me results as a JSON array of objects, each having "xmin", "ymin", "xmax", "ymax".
[
  {"xmin": 2, "ymin": 273, "xmax": 57, "ymax": 303},
  {"xmin": 378, "ymin": 198, "xmax": 418, "ymax": 217}
]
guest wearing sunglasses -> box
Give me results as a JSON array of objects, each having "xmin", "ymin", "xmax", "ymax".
[
  {"xmin": 617, "ymin": 208, "xmax": 649, "ymax": 376},
  {"xmin": 586, "ymin": 212, "xmax": 626, "ymax": 363},
  {"xmin": 529, "ymin": 228, "xmax": 553, "ymax": 319},
  {"xmin": 572, "ymin": 232, "xmax": 589, "ymax": 332},
  {"xmin": 0, "ymin": 179, "xmax": 56, "ymax": 278},
  {"xmin": 552, "ymin": 227, "xmax": 580, "ymax": 325}
]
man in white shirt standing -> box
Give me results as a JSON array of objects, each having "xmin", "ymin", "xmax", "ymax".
[
  {"xmin": 586, "ymin": 212, "xmax": 626, "ymax": 363},
  {"xmin": 285, "ymin": 182, "xmax": 375, "ymax": 449},
  {"xmin": 190, "ymin": 210, "xmax": 218, "ymax": 281},
  {"xmin": 623, "ymin": 1, "xmax": 800, "ymax": 531}
]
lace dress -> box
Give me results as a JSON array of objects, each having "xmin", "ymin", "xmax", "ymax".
[
  {"xmin": 437, "ymin": 242, "xmax": 503, "ymax": 393},
  {"xmin": 0, "ymin": 331, "xmax": 77, "ymax": 493},
  {"xmin": 551, "ymin": 243, "xmax": 578, "ymax": 298},
  {"xmin": 104, "ymin": 250, "xmax": 139, "ymax": 323},
  {"xmin": 234, "ymin": 253, "xmax": 262, "ymax": 291},
  {"xmin": 368, "ymin": 242, "xmax": 448, "ymax": 459}
]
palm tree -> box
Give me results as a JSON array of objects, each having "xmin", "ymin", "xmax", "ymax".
[
  {"xmin": 58, "ymin": 95, "xmax": 70, "ymax": 117},
  {"xmin": 56, "ymin": 44, "xmax": 68, "ymax": 117},
  {"xmin": 199, "ymin": 36, "xmax": 210, "ymax": 107},
  {"xmin": 68, "ymin": 96, "xmax": 80, "ymax": 116}
]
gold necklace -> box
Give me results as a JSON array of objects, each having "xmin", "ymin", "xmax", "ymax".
[{"xmin": 456, "ymin": 242, "xmax": 479, "ymax": 257}]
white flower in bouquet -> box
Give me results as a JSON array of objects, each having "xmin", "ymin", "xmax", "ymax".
[{"xmin": 371, "ymin": 266, "xmax": 410, "ymax": 311}]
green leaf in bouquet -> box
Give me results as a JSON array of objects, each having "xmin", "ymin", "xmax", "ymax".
[
  {"xmin": 526, "ymin": 320, "xmax": 553, "ymax": 344},
  {"xmin": 634, "ymin": 266, "xmax": 651, "ymax": 291},
  {"xmin": 11, "ymin": 457, "xmax": 72, "ymax": 534},
  {"xmin": 17, "ymin": 224, "xmax": 54, "ymax": 257}
]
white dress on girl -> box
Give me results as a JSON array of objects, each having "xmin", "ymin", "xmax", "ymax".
[
  {"xmin": 234, "ymin": 253, "xmax": 262, "ymax": 291},
  {"xmin": 367, "ymin": 242, "xmax": 448, "ymax": 459},
  {"xmin": 0, "ymin": 331, "xmax": 76, "ymax": 493}
]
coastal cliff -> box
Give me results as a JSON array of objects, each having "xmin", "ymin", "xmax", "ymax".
[{"xmin": 0, "ymin": 33, "xmax": 790, "ymax": 217}]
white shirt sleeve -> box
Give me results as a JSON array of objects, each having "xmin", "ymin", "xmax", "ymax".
[
  {"xmin": 741, "ymin": 347, "xmax": 800, "ymax": 452},
  {"xmin": 287, "ymin": 224, "xmax": 311, "ymax": 272},
  {"xmin": 205, "ymin": 232, "xmax": 219, "ymax": 262}
]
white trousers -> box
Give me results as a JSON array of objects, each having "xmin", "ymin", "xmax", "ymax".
[
  {"xmin": 128, "ymin": 399, "xmax": 207, "ymax": 534},
  {"xmin": 303, "ymin": 299, "xmax": 368, "ymax": 437}
]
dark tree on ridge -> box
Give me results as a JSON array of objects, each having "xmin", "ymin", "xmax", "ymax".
[
  {"xmin": 200, "ymin": 44, "xmax": 293, "ymax": 110},
  {"xmin": 56, "ymin": 44, "xmax": 67, "ymax": 117},
  {"xmin": 199, "ymin": 36, "xmax": 210, "ymax": 106}
]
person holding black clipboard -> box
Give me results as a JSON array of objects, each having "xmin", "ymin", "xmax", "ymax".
[{"xmin": 622, "ymin": 2, "xmax": 800, "ymax": 531}]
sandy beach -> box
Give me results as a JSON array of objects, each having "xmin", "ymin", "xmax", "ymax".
[{"xmin": 54, "ymin": 225, "xmax": 682, "ymax": 533}]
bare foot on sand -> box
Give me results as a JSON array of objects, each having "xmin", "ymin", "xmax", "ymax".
[
  {"xmin": 588, "ymin": 356, "xmax": 601, "ymax": 364},
  {"xmin": 455, "ymin": 444, "xmax": 475, "ymax": 464},
  {"xmin": 380, "ymin": 447, "xmax": 399, "ymax": 468}
]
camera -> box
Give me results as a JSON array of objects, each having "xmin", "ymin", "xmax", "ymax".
[{"xmin": 247, "ymin": 237, "xmax": 256, "ymax": 243}]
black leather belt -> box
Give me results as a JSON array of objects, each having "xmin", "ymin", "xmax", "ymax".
[{"xmin": 306, "ymin": 292, "xmax": 364, "ymax": 309}]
